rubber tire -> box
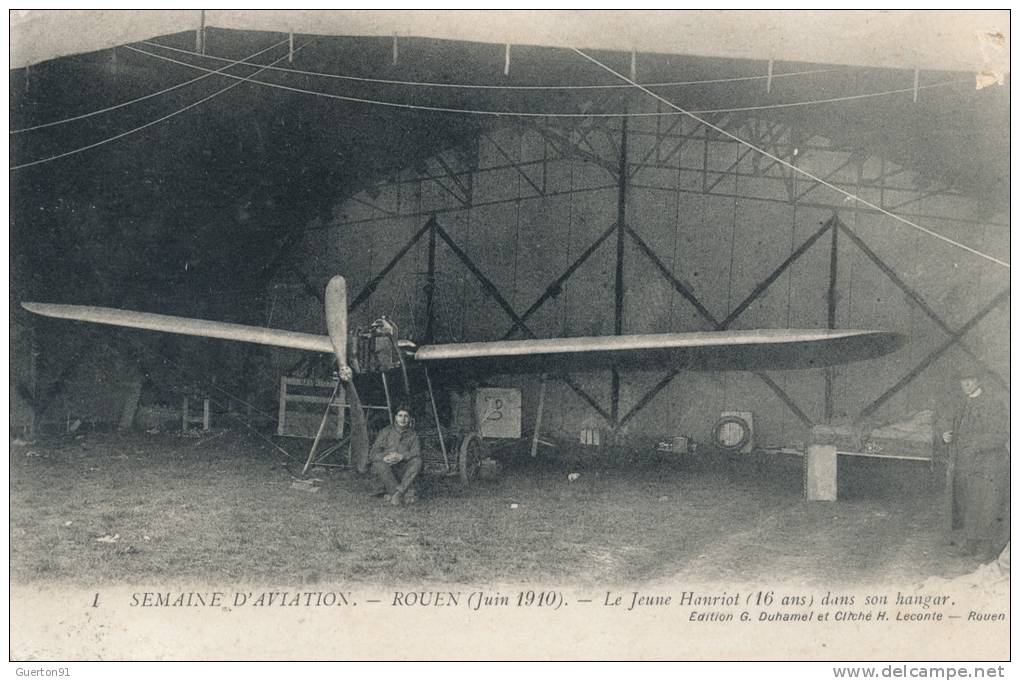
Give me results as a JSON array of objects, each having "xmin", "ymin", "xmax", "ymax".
[{"xmin": 458, "ymin": 432, "xmax": 485, "ymax": 484}]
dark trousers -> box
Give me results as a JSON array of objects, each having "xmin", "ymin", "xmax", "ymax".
[
  {"xmin": 372, "ymin": 457, "xmax": 423, "ymax": 495},
  {"xmin": 955, "ymin": 447, "xmax": 1010, "ymax": 555}
]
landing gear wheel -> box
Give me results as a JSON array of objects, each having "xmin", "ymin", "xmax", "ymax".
[{"xmin": 458, "ymin": 432, "xmax": 485, "ymax": 484}]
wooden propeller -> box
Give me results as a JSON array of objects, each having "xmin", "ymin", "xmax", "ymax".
[{"xmin": 324, "ymin": 276, "xmax": 369, "ymax": 474}]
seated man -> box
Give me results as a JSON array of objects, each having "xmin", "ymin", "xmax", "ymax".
[{"xmin": 370, "ymin": 406, "xmax": 422, "ymax": 506}]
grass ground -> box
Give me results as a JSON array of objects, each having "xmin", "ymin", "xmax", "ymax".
[{"xmin": 10, "ymin": 429, "xmax": 982, "ymax": 586}]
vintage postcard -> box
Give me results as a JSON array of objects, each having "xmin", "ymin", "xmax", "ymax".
[{"xmin": 8, "ymin": 10, "xmax": 1010, "ymax": 663}]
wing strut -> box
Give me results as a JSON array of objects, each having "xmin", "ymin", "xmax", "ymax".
[
  {"xmin": 424, "ymin": 365, "xmax": 449, "ymax": 469},
  {"xmin": 530, "ymin": 373, "xmax": 548, "ymax": 458}
]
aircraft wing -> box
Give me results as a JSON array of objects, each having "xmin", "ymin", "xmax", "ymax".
[
  {"xmin": 410, "ymin": 329, "xmax": 903, "ymax": 374},
  {"xmin": 21, "ymin": 302, "xmax": 334, "ymax": 353},
  {"xmin": 25, "ymin": 281, "xmax": 368, "ymax": 471},
  {"xmin": 22, "ymin": 301, "xmax": 903, "ymax": 374},
  {"xmin": 21, "ymin": 280, "xmax": 899, "ymax": 473}
]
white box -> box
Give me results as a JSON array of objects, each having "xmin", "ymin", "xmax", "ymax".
[
  {"xmin": 805, "ymin": 444, "xmax": 838, "ymax": 501},
  {"xmin": 474, "ymin": 388, "xmax": 521, "ymax": 439}
]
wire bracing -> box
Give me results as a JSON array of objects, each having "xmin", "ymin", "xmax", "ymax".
[
  {"xmin": 123, "ymin": 45, "xmax": 971, "ymax": 120},
  {"xmin": 10, "ymin": 40, "xmax": 311, "ymax": 170},
  {"xmin": 10, "ymin": 40, "xmax": 288, "ymax": 134},
  {"xmin": 569, "ymin": 48, "xmax": 1009, "ymax": 270}
]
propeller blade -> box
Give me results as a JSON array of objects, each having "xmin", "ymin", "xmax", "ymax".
[
  {"xmin": 345, "ymin": 379, "xmax": 369, "ymax": 474},
  {"xmin": 324, "ymin": 276, "xmax": 351, "ymax": 379},
  {"xmin": 324, "ymin": 275, "xmax": 368, "ymax": 473}
]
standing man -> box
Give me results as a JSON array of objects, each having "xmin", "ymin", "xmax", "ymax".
[
  {"xmin": 370, "ymin": 406, "xmax": 422, "ymax": 506},
  {"xmin": 942, "ymin": 371, "xmax": 1010, "ymax": 559}
]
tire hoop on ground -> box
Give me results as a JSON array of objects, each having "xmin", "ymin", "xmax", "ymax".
[{"xmin": 712, "ymin": 415, "xmax": 751, "ymax": 451}]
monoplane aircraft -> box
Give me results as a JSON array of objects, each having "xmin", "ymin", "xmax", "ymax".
[{"xmin": 23, "ymin": 275, "xmax": 903, "ymax": 479}]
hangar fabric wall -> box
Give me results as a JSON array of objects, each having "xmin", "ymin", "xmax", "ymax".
[{"xmin": 303, "ymin": 106, "xmax": 1009, "ymax": 448}]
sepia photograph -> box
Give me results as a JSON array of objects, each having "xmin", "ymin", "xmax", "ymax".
[{"xmin": 7, "ymin": 9, "xmax": 1011, "ymax": 663}]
